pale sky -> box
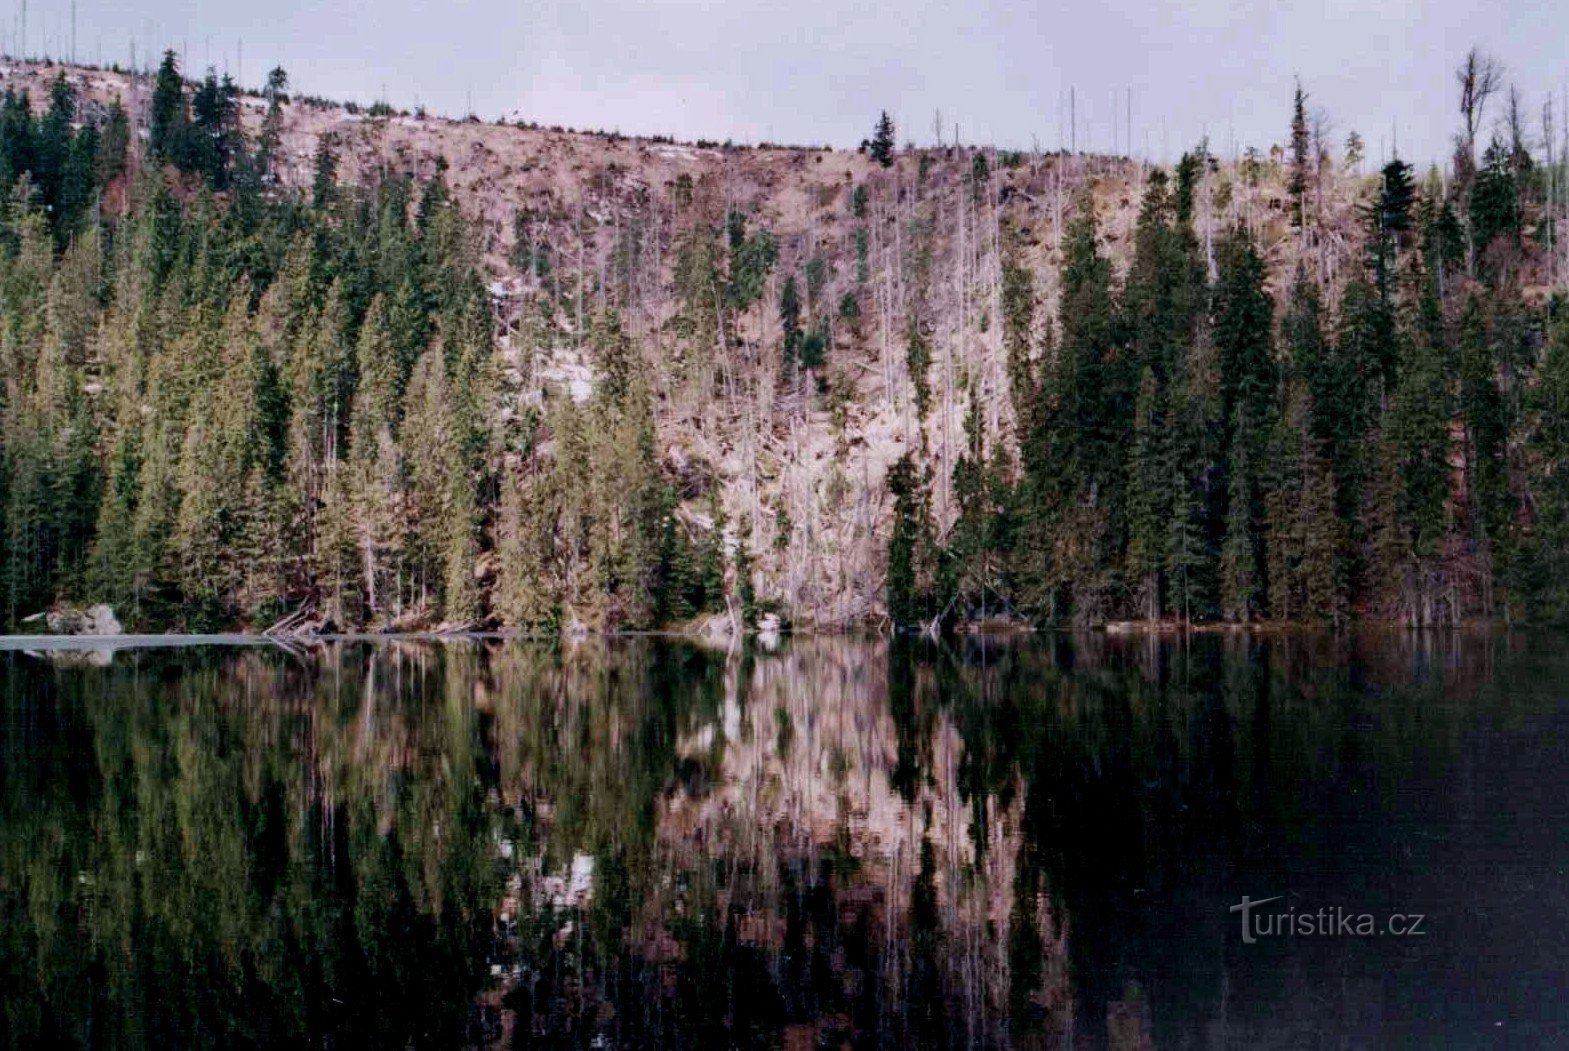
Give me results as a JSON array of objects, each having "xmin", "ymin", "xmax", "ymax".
[{"xmin": 4, "ymin": 0, "xmax": 1566, "ymax": 167}]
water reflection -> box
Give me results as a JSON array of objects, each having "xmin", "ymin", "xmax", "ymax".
[{"xmin": 2, "ymin": 633, "xmax": 1566, "ymax": 1048}]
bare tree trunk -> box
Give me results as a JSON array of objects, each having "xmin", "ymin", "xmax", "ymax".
[{"xmin": 360, "ymin": 524, "xmax": 377, "ymax": 614}]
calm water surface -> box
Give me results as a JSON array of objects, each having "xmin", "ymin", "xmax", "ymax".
[{"xmin": 2, "ymin": 633, "xmax": 1567, "ymax": 1048}]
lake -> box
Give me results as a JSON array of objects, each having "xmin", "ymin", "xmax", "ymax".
[{"xmin": 2, "ymin": 632, "xmax": 1567, "ymax": 1048}]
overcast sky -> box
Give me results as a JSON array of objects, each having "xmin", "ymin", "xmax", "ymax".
[{"xmin": 5, "ymin": 0, "xmax": 1565, "ymax": 167}]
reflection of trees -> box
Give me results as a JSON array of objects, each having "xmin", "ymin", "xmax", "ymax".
[
  {"xmin": 631, "ymin": 637, "xmax": 1063, "ymax": 1050},
  {"xmin": 909, "ymin": 630, "xmax": 1546, "ymax": 1049},
  {"xmin": 482, "ymin": 639, "xmax": 733, "ymax": 1047},
  {"xmin": 0, "ymin": 644, "xmax": 498, "ymax": 1049},
  {"xmin": 1, "ymin": 630, "xmax": 1550, "ymax": 1049},
  {"xmin": 463, "ymin": 635, "xmax": 1044, "ymax": 1048}
]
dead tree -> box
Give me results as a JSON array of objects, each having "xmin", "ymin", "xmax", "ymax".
[{"xmin": 1454, "ymin": 47, "xmax": 1503, "ymax": 187}]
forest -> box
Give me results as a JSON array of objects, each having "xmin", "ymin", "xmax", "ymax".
[
  {"xmin": 0, "ymin": 53, "xmax": 730, "ymax": 633},
  {"xmin": 901, "ymin": 114, "xmax": 1569, "ymax": 630},
  {"xmin": 0, "ymin": 50, "xmax": 1567, "ymax": 632}
]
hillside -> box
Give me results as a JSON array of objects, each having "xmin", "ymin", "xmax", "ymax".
[{"xmin": 1, "ymin": 55, "xmax": 1566, "ymax": 632}]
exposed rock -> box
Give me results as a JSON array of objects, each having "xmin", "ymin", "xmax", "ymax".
[
  {"xmin": 27, "ymin": 604, "xmax": 123, "ymax": 636},
  {"xmin": 691, "ymin": 613, "xmax": 737, "ymax": 640}
]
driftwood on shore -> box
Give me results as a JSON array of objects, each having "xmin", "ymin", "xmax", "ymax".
[{"xmin": 262, "ymin": 605, "xmax": 320, "ymax": 639}]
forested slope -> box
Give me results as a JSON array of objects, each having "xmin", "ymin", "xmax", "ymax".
[{"xmin": 1, "ymin": 52, "xmax": 1566, "ymax": 632}]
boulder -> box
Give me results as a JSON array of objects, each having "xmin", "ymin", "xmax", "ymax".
[{"xmin": 39, "ymin": 604, "xmax": 123, "ymax": 636}]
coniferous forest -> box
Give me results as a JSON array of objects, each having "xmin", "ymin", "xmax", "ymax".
[{"xmin": 1, "ymin": 50, "xmax": 1568, "ymax": 633}]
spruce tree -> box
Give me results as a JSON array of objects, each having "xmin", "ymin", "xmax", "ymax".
[
  {"xmin": 1263, "ymin": 384, "xmax": 1306, "ymax": 621},
  {"xmin": 698, "ymin": 492, "xmax": 727, "ymax": 614},
  {"xmin": 1457, "ymin": 291, "xmax": 1510, "ymax": 613},
  {"xmin": 190, "ymin": 71, "xmax": 241, "ymax": 189},
  {"xmin": 905, "ymin": 319, "xmax": 932, "ymax": 420},
  {"xmin": 88, "ymin": 430, "xmax": 143, "ymax": 615},
  {"xmin": 1418, "ymin": 168, "xmax": 1465, "ymax": 285},
  {"xmin": 886, "ymin": 453, "xmax": 939, "ymax": 628},
  {"xmin": 1378, "ymin": 158, "xmax": 1416, "ymax": 238},
  {"xmin": 1379, "ymin": 268, "xmax": 1454, "ymax": 622},
  {"xmin": 1287, "ymin": 81, "xmax": 1311, "ymax": 229},
  {"xmin": 1221, "ymin": 406, "xmax": 1261, "ymax": 622},
  {"xmin": 1056, "ymin": 190, "xmax": 1125, "ymax": 481},
  {"xmin": 1000, "ymin": 233, "xmax": 1035, "ymax": 422},
  {"xmin": 0, "ymin": 88, "xmax": 37, "ymax": 192},
  {"xmin": 311, "ymin": 135, "xmax": 339, "ymax": 209},
  {"xmin": 149, "ymin": 51, "xmax": 189, "ymax": 168},
  {"xmin": 1165, "ymin": 449, "xmax": 1208, "ymax": 624},
  {"xmin": 1334, "ymin": 273, "xmax": 1395, "ymax": 425},
  {"xmin": 1213, "ymin": 225, "xmax": 1276, "ymax": 437},
  {"xmin": 1285, "ymin": 267, "xmax": 1331, "ymax": 430},
  {"xmin": 868, "ymin": 111, "xmax": 896, "ymax": 167},
  {"xmin": 403, "ymin": 345, "xmax": 480, "ymax": 624},
  {"xmin": 1125, "ymin": 169, "xmax": 1178, "ymax": 378},
  {"xmin": 351, "ymin": 295, "xmax": 402, "ymax": 449},
  {"xmin": 1469, "ymin": 139, "xmax": 1521, "ymax": 274},
  {"xmin": 315, "ymin": 460, "xmax": 362, "ymax": 628},
  {"xmin": 1300, "ymin": 436, "xmax": 1350, "ymax": 625},
  {"xmin": 1014, "ymin": 190, "xmax": 1127, "ymax": 622},
  {"xmin": 1125, "ymin": 369, "xmax": 1168, "ymax": 620},
  {"xmin": 950, "ymin": 382, "xmax": 1010, "ymax": 617},
  {"xmin": 672, "ymin": 217, "xmax": 722, "ymax": 385},
  {"xmin": 232, "ymin": 465, "xmax": 290, "ymax": 618},
  {"xmin": 724, "ymin": 210, "xmax": 777, "ymax": 312},
  {"xmin": 734, "ymin": 532, "xmax": 757, "ymax": 628},
  {"xmin": 494, "ymin": 423, "xmax": 565, "ymax": 633},
  {"xmin": 171, "ymin": 290, "xmax": 256, "ymax": 622},
  {"xmin": 35, "ymin": 76, "xmax": 74, "ymax": 222},
  {"xmin": 779, "ymin": 274, "xmax": 802, "ymax": 368},
  {"xmin": 1519, "ymin": 302, "xmax": 1569, "ymax": 621},
  {"xmin": 653, "ymin": 508, "xmax": 697, "ymax": 624},
  {"xmin": 96, "ymin": 100, "xmax": 130, "ymax": 187}
]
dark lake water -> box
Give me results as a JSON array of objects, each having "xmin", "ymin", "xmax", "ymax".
[{"xmin": 3, "ymin": 632, "xmax": 1568, "ymax": 1049}]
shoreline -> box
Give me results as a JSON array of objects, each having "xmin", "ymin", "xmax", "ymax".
[
  {"xmin": 0, "ymin": 620, "xmax": 1529, "ymax": 653},
  {"xmin": 0, "ymin": 629, "xmax": 781, "ymax": 652}
]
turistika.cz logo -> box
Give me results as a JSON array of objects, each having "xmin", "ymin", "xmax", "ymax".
[{"xmin": 1229, "ymin": 896, "xmax": 1428, "ymax": 944}]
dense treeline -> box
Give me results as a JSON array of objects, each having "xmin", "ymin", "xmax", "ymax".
[
  {"xmin": 0, "ymin": 53, "xmax": 726, "ymax": 632},
  {"xmin": 3, "ymin": 52, "xmax": 1568, "ymax": 633},
  {"xmin": 0, "ymin": 56, "xmax": 485, "ymax": 631},
  {"xmin": 889, "ymin": 101, "xmax": 1569, "ymax": 628}
]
